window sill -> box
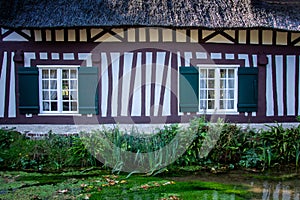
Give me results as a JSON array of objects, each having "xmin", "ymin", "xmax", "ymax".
[
  {"xmin": 178, "ymin": 111, "xmax": 240, "ymax": 115},
  {"xmin": 197, "ymin": 111, "xmax": 239, "ymax": 115},
  {"xmin": 38, "ymin": 113, "xmax": 82, "ymax": 116}
]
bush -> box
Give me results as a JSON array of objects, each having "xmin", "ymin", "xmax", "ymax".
[{"xmin": 1, "ymin": 120, "xmax": 300, "ymax": 172}]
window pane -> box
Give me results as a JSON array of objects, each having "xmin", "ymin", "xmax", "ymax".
[
  {"xmin": 62, "ymin": 80, "xmax": 69, "ymax": 89},
  {"xmin": 62, "ymin": 70, "xmax": 69, "ymax": 79},
  {"xmin": 220, "ymin": 69, "xmax": 226, "ymax": 78},
  {"xmin": 228, "ymin": 80, "xmax": 234, "ymax": 88},
  {"xmin": 51, "ymin": 102, "xmax": 57, "ymax": 111},
  {"xmin": 42, "ymin": 70, "xmax": 49, "ymax": 78},
  {"xmin": 220, "ymin": 90, "xmax": 235, "ymax": 99},
  {"xmin": 42, "ymin": 91, "xmax": 49, "ymax": 100},
  {"xmin": 50, "ymin": 80, "xmax": 57, "ymax": 89},
  {"xmin": 62, "ymin": 92, "xmax": 69, "ymax": 100},
  {"xmin": 200, "ymin": 90, "xmax": 206, "ymax": 99},
  {"xmin": 50, "ymin": 70, "xmax": 57, "ymax": 78},
  {"xmin": 71, "ymin": 102, "xmax": 77, "ymax": 111},
  {"xmin": 70, "ymin": 70, "xmax": 77, "ymax": 78},
  {"xmin": 63, "ymin": 102, "xmax": 69, "ymax": 111},
  {"xmin": 200, "ymin": 80, "xmax": 206, "ymax": 89},
  {"xmin": 208, "ymin": 90, "xmax": 214, "ymax": 98},
  {"xmin": 70, "ymin": 91, "xmax": 77, "ymax": 100},
  {"xmin": 208, "ymin": 69, "xmax": 214, "ymax": 78},
  {"xmin": 70, "ymin": 80, "xmax": 77, "ymax": 89},
  {"xmin": 228, "ymin": 69, "xmax": 234, "ymax": 78},
  {"xmin": 220, "ymin": 90, "xmax": 225, "ymax": 99},
  {"xmin": 208, "ymin": 80, "xmax": 214, "ymax": 88},
  {"xmin": 228, "ymin": 90, "xmax": 234, "ymax": 99},
  {"xmin": 42, "ymin": 80, "xmax": 49, "ymax": 89},
  {"xmin": 200, "ymin": 100, "xmax": 206, "ymax": 110},
  {"xmin": 220, "ymin": 100, "xmax": 234, "ymax": 109},
  {"xmin": 50, "ymin": 91, "xmax": 57, "ymax": 100},
  {"xmin": 220, "ymin": 79, "xmax": 226, "ymax": 88},
  {"xmin": 200, "ymin": 69, "xmax": 207, "ymax": 78},
  {"xmin": 227, "ymin": 100, "xmax": 234, "ymax": 109},
  {"xmin": 208, "ymin": 100, "xmax": 214, "ymax": 109},
  {"xmin": 220, "ymin": 101, "xmax": 225, "ymax": 109},
  {"xmin": 43, "ymin": 102, "xmax": 49, "ymax": 111}
]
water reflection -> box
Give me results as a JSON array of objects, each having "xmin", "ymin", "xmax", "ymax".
[
  {"xmin": 260, "ymin": 181, "xmax": 300, "ymax": 200},
  {"xmin": 170, "ymin": 170, "xmax": 300, "ymax": 200}
]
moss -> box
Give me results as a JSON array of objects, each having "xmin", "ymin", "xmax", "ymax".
[{"xmin": 0, "ymin": 170, "xmax": 253, "ymax": 200}]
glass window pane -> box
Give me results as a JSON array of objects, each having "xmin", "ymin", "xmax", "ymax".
[
  {"xmin": 220, "ymin": 101, "xmax": 225, "ymax": 109},
  {"xmin": 220, "ymin": 90, "xmax": 235, "ymax": 99},
  {"xmin": 70, "ymin": 80, "xmax": 77, "ymax": 89},
  {"xmin": 71, "ymin": 102, "xmax": 77, "ymax": 111},
  {"xmin": 50, "ymin": 80, "xmax": 57, "ymax": 89},
  {"xmin": 42, "ymin": 91, "xmax": 49, "ymax": 100},
  {"xmin": 50, "ymin": 70, "xmax": 57, "ymax": 78},
  {"xmin": 200, "ymin": 69, "xmax": 207, "ymax": 78},
  {"xmin": 228, "ymin": 80, "xmax": 234, "ymax": 88},
  {"xmin": 227, "ymin": 100, "xmax": 234, "ymax": 109},
  {"xmin": 51, "ymin": 102, "xmax": 57, "ymax": 111},
  {"xmin": 228, "ymin": 69, "xmax": 234, "ymax": 78},
  {"xmin": 200, "ymin": 80, "xmax": 206, "ymax": 89},
  {"xmin": 208, "ymin": 100, "xmax": 214, "ymax": 109},
  {"xmin": 42, "ymin": 80, "xmax": 48, "ymax": 89},
  {"xmin": 208, "ymin": 69, "xmax": 214, "ymax": 78},
  {"xmin": 200, "ymin": 89, "xmax": 206, "ymax": 99},
  {"xmin": 220, "ymin": 79, "xmax": 226, "ymax": 88},
  {"xmin": 43, "ymin": 102, "xmax": 49, "ymax": 111},
  {"xmin": 208, "ymin": 90, "xmax": 214, "ymax": 98},
  {"xmin": 42, "ymin": 70, "xmax": 49, "ymax": 78},
  {"xmin": 63, "ymin": 102, "xmax": 69, "ymax": 111},
  {"xmin": 208, "ymin": 80, "xmax": 214, "ymax": 88},
  {"xmin": 220, "ymin": 69, "xmax": 226, "ymax": 78},
  {"xmin": 62, "ymin": 92, "xmax": 69, "ymax": 100},
  {"xmin": 50, "ymin": 91, "xmax": 57, "ymax": 100},
  {"xmin": 200, "ymin": 100, "xmax": 206, "ymax": 110},
  {"xmin": 70, "ymin": 91, "xmax": 77, "ymax": 100},
  {"xmin": 228, "ymin": 90, "xmax": 234, "ymax": 99},
  {"xmin": 220, "ymin": 90, "xmax": 225, "ymax": 99},
  {"xmin": 62, "ymin": 80, "xmax": 69, "ymax": 89},
  {"xmin": 62, "ymin": 70, "xmax": 69, "ymax": 79},
  {"xmin": 70, "ymin": 70, "xmax": 77, "ymax": 78}
]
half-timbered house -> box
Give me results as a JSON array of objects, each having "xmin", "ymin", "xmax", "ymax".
[{"xmin": 0, "ymin": 0, "xmax": 300, "ymax": 133}]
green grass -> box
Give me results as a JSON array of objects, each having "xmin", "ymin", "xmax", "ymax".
[{"xmin": 0, "ymin": 170, "xmax": 252, "ymax": 200}]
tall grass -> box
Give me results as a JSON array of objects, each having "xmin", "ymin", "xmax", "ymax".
[{"xmin": 1, "ymin": 118, "xmax": 300, "ymax": 173}]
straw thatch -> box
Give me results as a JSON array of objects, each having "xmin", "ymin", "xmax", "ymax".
[{"xmin": 0, "ymin": 0, "xmax": 299, "ymax": 31}]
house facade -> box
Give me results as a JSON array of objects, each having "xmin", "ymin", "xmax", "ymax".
[{"xmin": 0, "ymin": 0, "xmax": 300, "ymax": 132}]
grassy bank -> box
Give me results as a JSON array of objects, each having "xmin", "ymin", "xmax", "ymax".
[{"xmin": 1, "ymin": 117, "xmax": 300, "ymax": 173}]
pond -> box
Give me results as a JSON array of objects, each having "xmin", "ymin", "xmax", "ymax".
[
  {"xmin": 0, "ymin": 169, "xmax": 299, "ymax": 199},
  {"xmin": 171, "ymin": 169, "xmax": 300, "ymax": 200}
]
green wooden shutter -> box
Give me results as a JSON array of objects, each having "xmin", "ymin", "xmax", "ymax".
[
  {"xmin": 179, "ymin": 67, "xmax": 199, "ymax": 112},
  {"xmin": 78, "ymin": 67, "xmax": 99, "ymax": 114},
  {"xmin": 238, "ymin": 67, "xmax": 258, "ymax": 112},
  {"xmin": 18, "ymin": 67, "xmax": 39, "ymax": 114}
]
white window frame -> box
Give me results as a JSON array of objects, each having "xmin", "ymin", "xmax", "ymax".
[
  {"xmin": 178, "ymin": 65, "xmax": 239, "ymax": 115},
  {"xmin": 37, "ymin": 65, "xmax": 80, "ymax": 115},
  {"xmin": 197, "ymin": 65, "xmax": 239, "ymax": 114}
]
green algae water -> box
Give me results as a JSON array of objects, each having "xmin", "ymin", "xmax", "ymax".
[
  {"xmin": 171, "ymin": 170, "xmax": 300, "ymax": 200},
  {"xmin": 0, "ymin": 170, "xmax": 299, "ymax": 199}
]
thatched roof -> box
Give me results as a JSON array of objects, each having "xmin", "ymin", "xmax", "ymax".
[{"xmin": 0, "ymin": 0, "xmax": 299, "ymax": 31}]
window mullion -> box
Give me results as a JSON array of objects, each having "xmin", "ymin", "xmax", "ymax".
[
  {"xmin": 57, "ymin": 69, "xmax": 62, "ymax": 113},
  {"xmin": 234, "ymin": 68, "xmax": 238, "ymax": 111},
  {"xmin": 226, "ymin": 69, "xmax": 229, "ymax": 110},
  {"xmin": 215, "ymin": 68, "xmax": 220, "ymax": 110}
]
